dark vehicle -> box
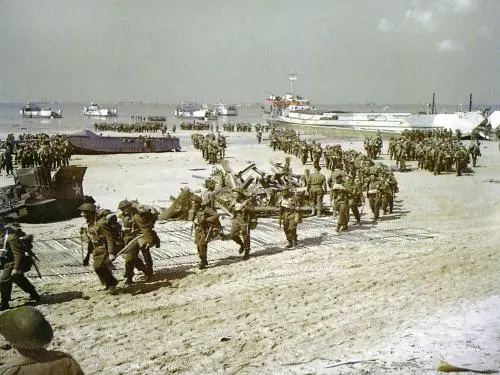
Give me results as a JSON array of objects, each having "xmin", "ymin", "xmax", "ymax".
[
  {"xmin": 66, "ymin": 130, "xmax": 181, "ymax": 154},
  {"xmin": 0, "ymin": 166, "xmax": 91, "ymax": 223}
]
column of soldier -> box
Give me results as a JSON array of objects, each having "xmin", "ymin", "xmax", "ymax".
[
  {"xmin": 387, "ymin": 129, "xmax": 482, "ymax": 176},
  {"xmin": 191, "ymin": 132, "xmax": 227, "ymax": 163},
  {"xmin": 9, "ymin": 134, "xmax": 72, "ymax": 171},
  {"xmin": 268, "ymin": 127, "xmax": 399, "ymax": 233},
  {"xmin": 0, "ymin": 127, "xmax": 399, "ymax": 310},
  {"xmin": 94, "ymin": 122, "xmax": 169, "ymax": 134}
]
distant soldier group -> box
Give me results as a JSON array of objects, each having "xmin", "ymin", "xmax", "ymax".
[
  {"xmin": 0, "ymin": 134, "xmax": 73, "ymax": 176},
  {"xmin": 388, "ymin": 129, "xmax": 481, "ymax": 176},
  {"xmin": 94, "ymin": 121, "xmax": 167, "ymax": 134},
  {"xmin": 191, "ymin": 132, "xmax": 226, "ymax": 163}
]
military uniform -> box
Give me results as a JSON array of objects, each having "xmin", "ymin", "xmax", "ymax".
[
  {"xmin": 0, "ymin": 306, "xmax": 83, "ymax": 375},
  {"xmin": 279, "ymin": 192, "xmax": 300, "ymax": 248},
  {"xmin": 229, "ymin": 188, "xmax": 253, "ymax": 260},
  {"xmin": 308, "ymin": 167, "xmax": 327, "ymax": 217},
  {"xmin": 118, "ymin": 200, "xmax": 148, "ymax": 284},
  {"xmin": 79, "ymin": 203, "xmax": 118, "ymax": 292},
  {"xmin": 132, "ymin": 207, "xmax": 159, "ymax": 277},
  {"xmin": 366, "ymin": 174, "xmax": 381, "ymax": 220},
  {"xmin": 331, "ymin": 176, "xmax": 351, "ymax": 232},
  {"xmin": 0, "ymin": 224, "xmax": 40, "ymax": 311},
  {"xmin": 189, "ymin": 195, "xmax": 221, "ymax": 269}
]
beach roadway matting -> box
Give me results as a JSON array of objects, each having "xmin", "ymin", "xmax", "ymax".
[{"xmin": 29, "ymin": 216, "xmax": 435, "ymax": 281}]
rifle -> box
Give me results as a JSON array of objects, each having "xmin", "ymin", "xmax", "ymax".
[
  {"xmin": 20, "ymin": 234, "xmax": 42, "ymax": 278},
  {"xmin": 114, "ymin": 234, "xmax": 144, "ymax": 259},
  {"xmin": 204, "ymin": 226, "xmax": 213, "ymax": 243}
]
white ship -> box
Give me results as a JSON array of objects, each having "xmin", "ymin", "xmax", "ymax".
[
  {"xmin": 174, "ymin": 102, "xmax": 207, "ymax": 119},
  {"xmin": 82, "ymin": 103, "xmax": 118, "ymax": 117},
  {"xmin": 215, "ymin": 102, "xmax": 238, "ymax": 116},
  {"xmin": 264, "ymin": 75, "xmax": 485, "ymax": 136},
  {"xmin": 20, "ymin": 103, "xmax": 62, "ymax": 118}
]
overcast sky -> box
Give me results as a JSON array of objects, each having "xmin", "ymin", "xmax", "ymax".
[{"xmin": 0, "ymin": 0, "xmax": 498, "ymax": 105}]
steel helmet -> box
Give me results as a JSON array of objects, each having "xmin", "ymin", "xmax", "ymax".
[
  {"xmin": 78, "ymin": 202, "xmax": 96, "ymax": 212},
  {"xmin": 118, "ymin": 199, "xmax": 131, "ymax": 210},
  {"xmin": 0, "ymin": 306, "xmax": 53, "ymax": 349}
]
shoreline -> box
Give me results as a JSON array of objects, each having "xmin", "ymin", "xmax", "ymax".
[{"xmin": 0, "ymin": 130, "xmax": 498, "ymax": 374}]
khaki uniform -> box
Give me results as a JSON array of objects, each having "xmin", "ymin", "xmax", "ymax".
[
  {"xmin": 0, "ymin": 230, "xmax": 39, "ymax": 310},
  {"xmin": 85, "ymin": 218, "xmax": 118, "ymax": 289},
  {"xmin": 308, "ymin": 171, "xmax": 326, "ymax": 216},
  {"xmin": 0, "ymin": 350, "xmax": 83, "ymax": 375},
  {"xmin": 366, "ymin": 178, "xmax": 381, "ymax": 220},
  {"xmin": 132, "ymin": 211, "xmax": 158, "ymax": 276},
  {"xmin": 230, "ymin": 200, "xmax": 252, "ymax": 259},
  {"xmin": 190, "ymin": 206, "xmax": 220, "ymax": 269},
  {"xmin": 331, "ymin": 180, "xmax": 351, "ymax": 232},
  {"xmin": 121, "ymin": 207, "xmax": 148, "ymax": 282},
  {"xmin": 280, "ymin": 196, "xmax": 300, "ymax": 247}
]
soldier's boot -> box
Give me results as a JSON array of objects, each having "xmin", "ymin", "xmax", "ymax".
[
  {"xmin": 14, "ymin": 276, "xmax": 40, "ymax": 303},
  {"xmin": 286, "ymin": 241, "xmax": 293, "ymax": 249},
  {"xmin": 124, "ymin": 275, "xmax": 134, "ymax": 285},
  {"xmin": 232, "ymin": 236, "xmax": 245, "ymax": 253},
  {"xmin": 242, "ymin": 246, "xmax": 250, "ymax": 260},
  {"xmin": 0, "ymin": 283, "xmax": 11, "ymax": 311}
]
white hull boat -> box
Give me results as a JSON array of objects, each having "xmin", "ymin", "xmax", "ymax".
[
  {"xmin": 264, "ymin": 94, "xmax": 485, "ymax": 136},
  {"xmin": 82, "ymin": 103, "xmax": 118, "ymax": 117},
  {"xmin": 215, "ymin": 103, "xmax": 238, "ymax": 116},
  {"xmin": 20, "ymin": 104, "xmax": 62, "ymax": 118},
  {"xmin": 175, "ymin": 103, "xmax": 207, "ymax": 119}
]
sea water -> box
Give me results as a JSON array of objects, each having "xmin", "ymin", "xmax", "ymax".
[{"xmin": 0, "ymin": 101, "xmax": 492, "ymax": 138}]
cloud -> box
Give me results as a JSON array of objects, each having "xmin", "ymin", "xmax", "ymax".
[
  {"xmin": 408, "ymin": 9, "xmax": 436, "ymax": 31},
  {"xmin": 437, "ymin": 38, "xmax": 464, "ymax": 52},
  {"xmin": 436, "ymin": 0, "xmax": 477, "ymax": 14},
  {"xmin": 378, "ymin": 18, "xmax": 396, "ymax": 32}
]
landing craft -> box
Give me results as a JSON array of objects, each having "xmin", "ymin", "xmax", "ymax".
[{"xmin": 0, "ymin": 166, "xmax": 92, "ymax": 223}]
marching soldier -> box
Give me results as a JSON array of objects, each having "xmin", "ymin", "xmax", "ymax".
[
  {"xmin": 0, "ymin": 221, "xmax": 40, "ymax": 311},
  {"xmin": 279, "ymin": 187, "xmax": 300, "ymax": 248},
  {"xmin": 188, "ymin": 195, "xmax": 221, "ymax": 269},
  {"xmin": 79, "ymin": 203, "xmax": 119, "ymax": 293},
  {"xmin": 344, "ymin": 174, "xmax": 363, "ymax": 224},
  {"xmin": 331, "ymin": 174, "xmax": 351, "ymax": 233},
  {"xmin": 308, "ymin": 166, "xmax": 327, "ymax": 217},
  {"xmin": 131, "ymin": 205, "xmax": 160, "ymax": 278},
  {"xmin": 117, "ymin": 200, "xmax": 149, "ymax": 285},
  {"xmin": 366, "ymin": 173, "xmax": 381, "ymax": 221},
  {"xmin": 229, "ymin": 187, "xmax": 253, "ymax": 260}
]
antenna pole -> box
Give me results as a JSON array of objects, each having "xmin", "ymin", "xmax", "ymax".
[{"xmin": 288, "ymin": 70, "xmax": 297, "ymax": 94}]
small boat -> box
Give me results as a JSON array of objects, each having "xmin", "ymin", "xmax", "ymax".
[
  {"xmin": 65, "ymin": 130, "xmax": 181, "ymax": 155},
  {"xmin": 215, "ymin": 102, "xmax": 238, "ymax": 116},
  {"xmin": 174, "ymin": 102, "xmax": 207, "ymax": 119},
  {"xmin": 82, "ymin": 103, "xmax": 118, "ymax": 117},
  {"xmin": 20, "ymin": 103, "xmax": 62, "ymax": 118}
]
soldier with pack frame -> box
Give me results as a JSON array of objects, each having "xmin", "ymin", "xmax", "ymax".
[
  {"xmin": 0, "ymin": 220, "xmax": 40, "ymax": 311},
  {"xmin": 229, "ymin": 187, "xmax": 255, "ymax": 260},
  {"xmin": 79, "ymin": 202, "xmax": 119, "ymax": 293},
  {"xmin": 117, "ymin": 200, "xmax": 150, "ymax": 285},
  {"xmin": 188, "ymin": 194, "xmax": 222, "ymax": 269},
  {"xmin": 131, "ymin": 205, "xmax": 160, "ymax": 279}
]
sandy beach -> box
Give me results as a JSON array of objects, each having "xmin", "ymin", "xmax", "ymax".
[{"xmin": 0, "ymin": 129, "xmax": 499, "ymax": 375}]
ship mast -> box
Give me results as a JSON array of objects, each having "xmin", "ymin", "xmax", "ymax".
[{"xmin": 288, "ymin": 69, "xmax": 297, "ymax": 95}]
